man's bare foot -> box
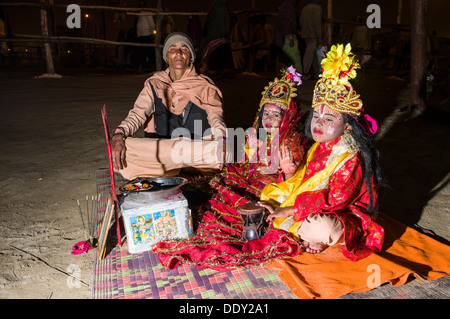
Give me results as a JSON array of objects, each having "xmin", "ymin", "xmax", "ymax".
[{"xmin": 301, "ymin": 240, "xmax": 327, "ymax": 254}]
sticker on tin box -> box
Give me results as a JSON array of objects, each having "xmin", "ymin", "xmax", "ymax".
[
  {"xmin": 153, "ymin": 209, "xmax": 178, "ymax": 237},
  {"xmin": 130, "ymin": 214, "xmax": 156, "ymax": 245}
]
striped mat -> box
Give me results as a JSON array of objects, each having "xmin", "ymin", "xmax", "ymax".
[{"xmin": 92, "ymin": 169, "xmax": 297, "ymax": 299}]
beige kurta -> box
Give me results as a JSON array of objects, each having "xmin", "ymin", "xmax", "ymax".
[
  {"xmin": 116, "ymin": 66, "xmax": 227, "ymax": 180},
  {"xmin": 119, "ymin": 137, "xmax": 222, "ymax": 180}
]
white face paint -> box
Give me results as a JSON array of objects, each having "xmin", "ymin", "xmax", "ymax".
[
  {"xmin": 261, "ymin": 103, "xmax": 283, "ymax": 133},
  {"xmin": 326, "ymin": 126, "xmax": 336, "ymax": 134},
  {"xmin": 311, "ymin": 104, "xmax": 347, "ymax": 143}
]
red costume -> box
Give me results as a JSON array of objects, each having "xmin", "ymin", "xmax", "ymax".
[
  {"xmin": 153, "ymin": 68, "xmax": 307, "ymax": 270},
  {"xmin": 294, "ymin": 136, "xmax": 384, "ymax": 261}
]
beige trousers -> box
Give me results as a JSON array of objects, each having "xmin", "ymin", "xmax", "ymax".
[
  {"xmin": 297, "ymin": 213, "xmax": 345, "ymax": 247},
  {"xmin": 118, "ymin": 137, "xmax": 222, "ymax": 180}
]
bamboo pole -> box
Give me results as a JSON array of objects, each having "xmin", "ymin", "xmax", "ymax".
[
  {"xmin": 0, "ymin": 2, "xmax": 210, "ymax": 15},
  {"xmin": 9, "ymin": 34, "xmax": 163, "ymax": 48},
  {"xmin": 128, "ymin": 11, "xmax": 207, "ymax": 16},
  {"xmin": 0, "ymin": 2, "xmax": 155, "ymax": 12},
  {"xmin": 40, "ymin": 0, "xmax": 55, "ymax": 74},
  {"xmin": 0, "ymin": 2, "xmax": 265, "ymax": 16},
  {"xmin": 410, "ymin": 0, "xmax": 427, "ymax": 113}
]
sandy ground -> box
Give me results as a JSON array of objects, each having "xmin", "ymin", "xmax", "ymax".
[{"xmin": 0, "ymin": 65, "xmax": 449, "ymax": 299}]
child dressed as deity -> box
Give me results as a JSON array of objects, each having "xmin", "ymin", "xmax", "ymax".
[
  {"xmin": 213, "ymin": 66, "xmax": 306, "ymax": 198},
  {"xmin": 259, "ymin": 44, "xmax": 384, "ymax": 261}
]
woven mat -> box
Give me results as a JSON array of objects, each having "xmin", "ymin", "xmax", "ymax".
[{"xmin": 92, "ymin": 169, "xmax": 297, "ymax": 299}]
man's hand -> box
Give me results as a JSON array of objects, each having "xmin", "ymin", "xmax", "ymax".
[
  {"xmin": 216, "ymin": 139, "xmax": 232, "ymax": 170},
  {"xmin": 111, "ymin": 134, "xmax": 126, "ymax": 170}
]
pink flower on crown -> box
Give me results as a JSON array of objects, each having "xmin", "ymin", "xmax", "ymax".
[{"xmin": 287, "ymin": 66, "xmax": 302, "ymax": 86}]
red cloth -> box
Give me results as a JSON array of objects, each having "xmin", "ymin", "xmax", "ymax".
[
  {"xmin": 153, "ymin": 96, "xmax": 306, "ymax": 270},
  {"xmin": 153, "ymin": 187, "xmax": 300, "ymax": 270}
]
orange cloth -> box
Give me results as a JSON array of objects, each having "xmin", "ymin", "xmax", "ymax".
[{"xmin": 265, "ymin": 213, "xmax": 450, "ymax": 299}]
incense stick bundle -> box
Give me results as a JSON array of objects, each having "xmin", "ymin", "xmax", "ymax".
[
  {"xmin": 77, "ymin": 199, "xmax": 87, "ymax": 240},
  {"xmin": 90, "ymin": 195, "xmax": 94, "ymax": 232},
  {"xmin": 86, "ymin": 195, "xmax": 89, "ymax": 233},
  {"xmin": 92, "ymin": 195, "xmax": 98, "ymax": 236},
  {"xmin": 88, "ymin": 195, "xmax": 98, "ymax": 242},
  {"xmin": 76, "ymin": 194, "xmax": 99, "ymax": 247}
]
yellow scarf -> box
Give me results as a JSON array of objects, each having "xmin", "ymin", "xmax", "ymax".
[{"xmin": 260, "ymin": 133, "xmax": 359, "ymax": 239}]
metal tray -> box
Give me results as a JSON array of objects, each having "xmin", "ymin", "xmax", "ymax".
[{"xmin": 119, "ymin": 177, "xmax": 188, "ymax": 201}]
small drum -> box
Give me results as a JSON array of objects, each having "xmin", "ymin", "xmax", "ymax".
[{"xmin": 237, "ymin": 202, "xmax": 266, "ymax": 241}]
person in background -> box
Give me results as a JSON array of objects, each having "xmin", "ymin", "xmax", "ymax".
[
  {"xmin": 272, "ymin": 0, "xmax": 302, "ymax": 73},
  {"xmin": 198, "ymin": 0, "xmax": 234, "ymax": 77},
  {"xmin": 161, "ymin": 7, "xmax": 176, "ymax": 43},
  {"xmin": 136, "ymin": 0, "xmax": 155, "ymax": 72},
  {"xmin": 229, "ymin": 15, "xmax": 245, "ymax": 70},
  {"xmin": 187, "ymin": 12, "xmax": 203, "ymax": 48},
  {"xmin": 300, "ymin": 0, "xmax": 323, "ymax": 80}
]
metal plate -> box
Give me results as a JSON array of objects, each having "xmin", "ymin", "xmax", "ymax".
[{"xmin": 119, "ymin": 177, "xmax": 188, "ymax": 201}]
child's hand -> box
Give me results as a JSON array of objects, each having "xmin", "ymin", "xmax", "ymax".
[
  {"xmin": 279, "ymin": 146, "xmax": 297, "ymax": 176},
  {"xmin": 258, "ymin": 202, "xmax": 297, "ymax": 223},
  {"xmin": 247, "ymin": 128, "xmax": 258, "ymax": 149}
]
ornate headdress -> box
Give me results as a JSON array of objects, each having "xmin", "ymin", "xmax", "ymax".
[
  {"xmin": 260, "ymin": 66, "xmax": 302, "ymax": 111},
  {"xmin": 313, "ymin": 43, "xmax": 377, "ymax": 134}
]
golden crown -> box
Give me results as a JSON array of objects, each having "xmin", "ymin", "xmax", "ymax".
[
  {"xmin": 312, "ymin": 43, "xmax": 363, "ymax": 116},
  {"xmin": 312, "ymin": 78, "xmax": 363, "ymax": 116},
  {"xmin": 259, "ymin": 67, "xmax": 300, "ymax": 111}
]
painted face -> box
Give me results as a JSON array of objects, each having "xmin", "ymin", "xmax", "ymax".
[
  {"xmin": 311, "ymin": 104, "xmax": 347, "ymax": 143},
  {"xmin": 166, "ymin": 42, "xmax": 191, "ymax": 69},
  {"xmin": 261, "ymin": 103, "xmax": 283, "ymax": 133}
]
